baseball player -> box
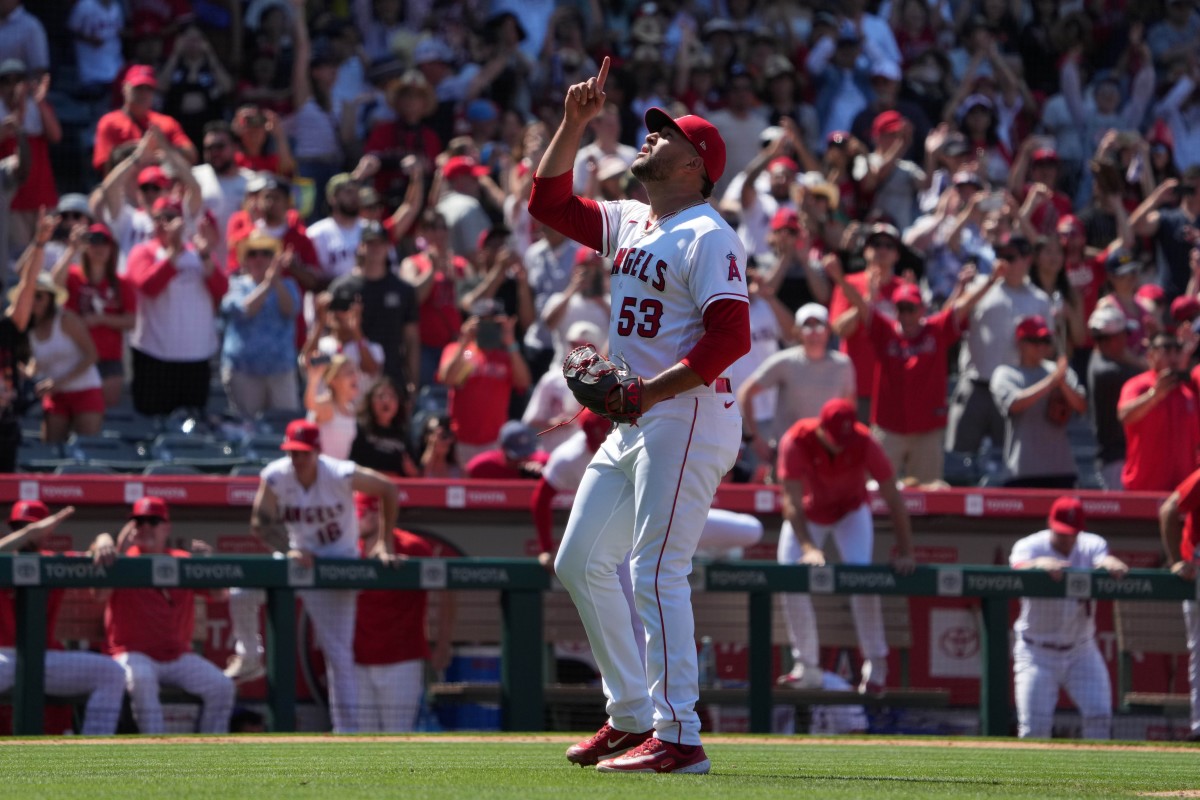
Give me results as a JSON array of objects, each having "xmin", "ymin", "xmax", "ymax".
[
  {"xmin": 0, "ymin": 501, "xmax": 126, "ymax": 735},
  {"xmin": 775, "ymin": 398, "xmax": 916, "ymax": 693},
  {"xmin": 353, "ymin": 492, "xmax": 455, "ymax": 732},
  {"xmin": 91, "ymin": 496, "xmax": 236, "ymax": 734},
  {"xmin": 527, "ymin": 57, "xmax": 750, "ymax": 773},
  {"xmin": 1157, "ymin": 466, "xmax": 1200, "ymax": 741},
  {"xmin": 250, "ymin": 419, "xmax": 399, "ymax": 734},
  {"xmin": 1010, "ymin": 496, "xmax": 1127, "ymax": 739}
]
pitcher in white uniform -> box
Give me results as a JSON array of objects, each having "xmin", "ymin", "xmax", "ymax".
[
  {"xmin": 528, "ymin": 57, "xmax": 751, "ymax": 774},
  {"xmin": 248, "ymin": 419, "xmax": 400, "ymax": 733},
  {"xmin": 1010, "ymin": 496, "xmax": 1128, "ymax": 739}
]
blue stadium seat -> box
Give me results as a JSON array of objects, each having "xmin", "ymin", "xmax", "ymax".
[
  {"xmin": 102, "ymin": 408, "xmax": 161, "ymax": 443},
  {"xmin": 63, "ymin": 435, "xmax": 148, "ymax": 472},
  {"xmin": 142, "ymin": 463, "xmax": 205, "ymax": 476},
  {"xmin": 237, "ymin": 433, "xmax": 284, "ymax": 464},
  {"xmin": 253, "ymin": 409, "xmax": 302, "ymax": 435},
  {"xmin": 54, "ymin": 463, "xmax": 118, "ymax": 475},
  {"xmin": 229, "ymin": 464, "xmax": 264, "ymax": 477},
  {"xmin": 150, "ymin": 434, "xmax": 244, "ymax": 472},
  {"xmin": 18, "ymin": 441, "xmax": 75, "ymax": 473}
]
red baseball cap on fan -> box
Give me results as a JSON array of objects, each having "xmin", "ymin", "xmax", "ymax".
[
  {"xmin": 354, "ymin": 491, "xmax": 380, "ymax": 517},
  {"xmin": 818, "ymin": 398, "xmax": 860, "ymax": 447},
  {"xmin": 151, "ymin": 196, "xmax": 183, "ymax": 216},
  {"xmin": 124, "ymin": 64, "xmax": 158, "ymax": 89},
  {"xmin": 130, "ymin": 496, "xmax": 170, "ymax": 521},
  {"xmin": 281, "ymin": 419, "xmax": 321, "ymax": 452},
  {"xmin": 871, "ymin": 110, "xmax": 906, "ymax": 142},
  {"xmin": 643, "ymin": 107, "xmax": 727, "ymax": 183},
  {"xmin": 893, "ymin": 283, "xmax": 923, "ymax": 308},
  {"xmin": 10, "ymin": 500, "xmax": 50, "ymax": 524},
  {"xmin": 1048, "ymin": 496, "xmax": 1085, "ymax": 536},
  {"xmin": 1015, "ymin": 315, "xmax": 1051, "ymax": 341},
  {"xmin": 137, "ymin": 165, "xmax": 170, "ymax": 189}
]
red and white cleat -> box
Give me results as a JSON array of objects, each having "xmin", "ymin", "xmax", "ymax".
[
  {"xmin": 565, "ymin": 723, "xmax": 653, "ymax": 766},
  {"xmin": 595, "ymin": 737, "xmax": 711, "ymax": 774}
]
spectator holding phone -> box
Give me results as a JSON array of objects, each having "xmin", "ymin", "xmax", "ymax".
[{"xmin": 437, "ymin": 303, "xmax": 531, "ymax": 464}]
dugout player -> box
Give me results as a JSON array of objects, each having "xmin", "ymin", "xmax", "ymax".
[
  {"xmin": 1010, "ymin": 496, "xmax": 1127, "ymax": 739},
  {"xmin": 250, "ymin": 419, "xmax": 400, "ymax": 734},
  {"xmin": 528, "ymin": 57, "xmax": 750, "ymax": 773},
  {"xmin": 1158, "ymin": 467, "xmax": 1200, "ymax": 741},
  {"xmin": 91, "ymin": 496, "xmax": 236, "ymax": 734},
  {"xmin": 775, "ymin": 398, "xmax": 916, "ymax": 693},
  {"xmin": 0, "ymin": 501, "xmax": 126, "ymax": 735},
  {"xmin": 353, "ymin": 492, "xmax": 455, "ymax": 733}
]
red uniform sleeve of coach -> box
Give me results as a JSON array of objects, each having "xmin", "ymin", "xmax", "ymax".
[
  {"xmin": 531, "ymin": 477, "xmax": 558, "ymax": 554},
  {"xmin": 527, "ymin": 172, "xmax": 604, "ymax": 252},
  {"xmin": 681, "ymin": 299, "xmax": 751, "ymax": 385}
]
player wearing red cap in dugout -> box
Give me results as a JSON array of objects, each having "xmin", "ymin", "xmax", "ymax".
[
  {"xmin": 247, "ymin": 419, "xmax": 400, "ymax": 734},
  {"xmin": 774, "ymin": 397, "xmax": 916, "ymax": 694},
  {"xmin": 0, "ymin": 501, "xmax": 127, "ymax": 734},
  {"xmin": 1009, "ymin": 497, "xmax": 1128, "ymax": 740}
]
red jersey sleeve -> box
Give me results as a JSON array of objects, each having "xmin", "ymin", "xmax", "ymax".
[
  {"xmin": 927, "ymin": 308, "xmax": 963, "ymax": 348},
  {"xmin": 863, "ymin": 433, "xmax": 896, "ymax": 484},
  {"xmin": 92, "ymin": 114, "xmax": 118, "ymax": 170},
  {"xmin": 1175, "ymin": 468, "xmax": 1200, "ymax": 513},
  {"xmin": 527, "ymin": 171, "xmax": 605, "ymax": 252},
  {"xmin": 126, "ymin": 242, "xmax": 178, "ymax": 297},
  {"xmin": 867, "ymin": 312, "xmax": 897, "ymax": 355},
  {"xmin": 681, "ymin": 298, "xmax": 751, "ymax": 385},
  {"xmin": 117, "ymin": 274, "xmax": 137, "ymax": 314},
  {"xmin": 531, "ymin": 477, "xmax": 558, "ymax": 554},
  {"xmin": 828, "ymin": 283, "xmax": 850, "ymax": 327},
  {"xmin": 776, "ymin": 422, "xmax": 814, "ymax": 482}
]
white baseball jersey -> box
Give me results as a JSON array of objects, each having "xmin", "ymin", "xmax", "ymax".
[
  {"xmin": 1010, "ymin": 530, "xmax": 1110, "ymax": 645},
  {"xmin": 543, "ymin": 428, "xmax": 593, "ymax": 492},
  {"xmin": 307, "ymin": 217, "xmax": 363, "ymax": 281},
  {"xmin": 597, "ymin": 200, "xmax": 749, "ymax": 390},
  {"xmin": 261, "ymin": 454, "xmax": 360, "ymax": 558}
]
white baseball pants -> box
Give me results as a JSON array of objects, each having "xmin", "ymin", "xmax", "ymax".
[
  {"xmin": 555, "ymin": 395, "xmax": 741, "ymax": 746},
  {"xmin": 300, "ymin": 588, "xmax": 359, "ymax": 734},
  {"xmin": 116, "ymin": 651, "xmax": 235, "ymax": 734},
  {"xmin": 227, "ymin": 588, "xmax": 265, "ymax": 661},
  {"xmin": 1012, "ymin": 637, "xmax": 1111, "ymax": 739},
  {"xmin": 1184, "ymin": 600, "xmax": 1200, "ymax": 738},
  {"xmin": 354, "ymin": 659, "xmax": 424, "ymax": 732},
  {"xmin": 0, "ymin": 647, "xmax": 126, "ymax": 734},
  {"xmin": 776, "ymin": 503, "xmax": 888, "ymax": 671},
  {"xmin": 696, "ymin": 508, "xmax": 764, "ymax": 552}
]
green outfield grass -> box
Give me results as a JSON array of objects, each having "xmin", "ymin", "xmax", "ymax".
[{"xmin": 0, "ymin": 736, "xmax": 1197, "ymax": 799}]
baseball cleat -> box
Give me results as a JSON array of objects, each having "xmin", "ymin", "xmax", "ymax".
[
  {"xmin": 596, "ymin": 737, "xmax": 711, "ymax": 774},
  {"xmin": 223, "ymin": 655, "xmax": 266, "ymax": 683},
  {"xmin": 566, "ymin": 723, "xmax": 653, "ymax": 766},
  {"xmin": 776, "ymin": 663, "xmax": 823, "ymax": 689}
]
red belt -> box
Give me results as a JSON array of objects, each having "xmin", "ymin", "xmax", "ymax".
[{"xmin": 714, "ymin": 378, "xmax": 732, "ymax": 394}]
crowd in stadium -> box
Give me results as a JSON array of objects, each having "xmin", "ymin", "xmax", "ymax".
[{"xmin": 0, "ymin": 0, "xmax": 1195, "ymax": 491}]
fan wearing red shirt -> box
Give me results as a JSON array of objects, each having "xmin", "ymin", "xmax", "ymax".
[
  {"xmin": 91, "ymin": 497, "xmax": 235, "ymax": 734},
  {"xmin": 828, "ymin": 258, "xmax": 1004, "ymax": 484},
  {"xmin": 466, "ymin": 420, "xmax": 550, "ymax": 479},
  {"xmin": 1158, "ymin": 466, "xmax": 1200, "ymax": 740},
  {"xmin": 829, "ymin": 222, "xmax": 909, "ymax": 421},
  {"xmin": 437, "ymin": 303, "xmax": 532, "ymax": 465},
  {"xmin": 775, "ymin": 399, "xmax": 916, "ymax": 693},
  {"xmin": 352, "ymin": 493, "xmax": 455, "ymax": 733},
  {"xmin": 92, "ymin": 66, "xmax": 197, "ymax": 174},
  {"xmin": 1117, "ymin": 331, "xmax": 1200, "ymax": 492},
  {"xmin": 1008, "ymin": 145, "xmax": 1073, "ymax": 235},
  {"xmin": 0, "ymin": 501, "xmax": 125, "ymax": 735}
]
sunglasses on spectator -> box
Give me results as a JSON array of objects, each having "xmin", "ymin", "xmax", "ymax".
[
  {"xmin": 996, "ymin": 250, "xmax": 1021, "ymax": 261},
  {"xmin": 867, "ymin": 237, "xmax": 897, "ymax": 250},
  {"xmin": 1152, "ymin": 340, "xmax": 1182, "ymax": 351},
  {"xmin": 154, "ymin": 212, "xmax": 180, "ymax": 223},
  {"xmin": 1022, "ymin": 335, "xmax": 1053, "ymax": 345},
  {"xmin": 85, "ymin": 233, "xmax": 112, "ymax": 245},
  {"xmin": 134, "ymin": 516, "xmax": 165, "ymax": 526},
  {"xmin": 60, "ymin": 211, "xmax": 88, "ymax": 221},
  {"xmin": 140, "ymin": 183, "xmax": 165, "ymax": 193},
  {"xmin": 246, "ymin": 248, "xmax": 274, "ymax": 259},
  {"xmin": 896, "ymin": 302, "xmax": 920, "ymax": 314},
  {"xmin": 799, "ymin": 321, "xmax": 825, "ymax": 331},
  {"xmin": 203, "ymin": 141, "xmax": 230, "ymax": 151},
  {"xmin": 0, "ymin": 75, "xmax": 23, "ymax": 85}
]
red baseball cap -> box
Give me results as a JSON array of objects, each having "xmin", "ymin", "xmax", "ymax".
[
  {"xmin": 137, "ymin": 165, "xmax": 170, "ymax": 188},
  {"xmin": 87, "ymin": 223, "xmax": 114, "ymax": 242},
  {"xmin": 1056, "ymin": 214, "xmax": 1081, "ymax": 236},
  {"xmin": 770, "ymin": 208, "xmax": 801, "ymax": 232},
  {"xmin": 1031, "ymin": 148, "xmax": 1060, "ymax": 164},
  {"xmin": 10, "ymin": 500, "xmax": 49, "ymax": 524},
  {"xmin": 124, "ymin": 64, "xmax": 158, "ymax": 89},
  {"xmin": 893, "ymin": 283, "xmax": 923, "ymax": 308},
  {"xmin": 1015, "ymin": 315, "xmax": 1051, "ymax": 341},
  {"xmin": 130, "ymin": 496, "xmax": 170, "ymax": 521},
  {"xmin": 443, "ymin": 156, "xmax": 489, "ymax": 181},
  {"xmin": 644, "ymin": 107, "xmax": 727, "ymax": 183},
  {"xmin": 354, "ymin": 491, "xmax": 380, "ymax": 517},
  {"xmin": 1048, "ymin": 496, "xmax": 1085, "ymax": 536},
  {"xmin": 1171, "ymin": 295, "xmax": 1200, "ymax": 323},
  {"xmin": 871, "ymin": 110, "xmax": 906, "ymax": 142},
  {"xmin": 767, "ymin": 156, "xmax": 799, "ymax": 174},
  {"xmin": 1136, "ymin": 284, "xmax": 1165, "ymax": 305},
  {"xmin": 818, "ymin": 398, "xmax": 860, "ymax": 448},
  {"xmin": 281, "ymin": 419, "xmax": 321, "ymax": 452},
  {"xmin": 151, "ymin": 196, "xmax": 183, "ymax": 216}
]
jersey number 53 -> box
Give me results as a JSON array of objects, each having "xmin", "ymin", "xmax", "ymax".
[{"xmin": 616, "ymin": 297, "xmax": 663, "ymax": 338}]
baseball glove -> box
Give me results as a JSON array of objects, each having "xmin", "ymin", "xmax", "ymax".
[{"xmin": 562, "ymin": 344, "xmax": 644, "ymax": 424}]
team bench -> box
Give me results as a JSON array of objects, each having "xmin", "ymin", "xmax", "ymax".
[
  {"xmin": 427, "ymin": 587, "xmax": 952, "ymax": 720},
  {"xmin": 1114, "ymin": 601, "xmax": 1191, "ymax": 715}
]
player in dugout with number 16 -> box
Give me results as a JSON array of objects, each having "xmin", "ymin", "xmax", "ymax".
[{"xmin": 528, "ymin": 56, "xmax": 750, "ymax": 774}]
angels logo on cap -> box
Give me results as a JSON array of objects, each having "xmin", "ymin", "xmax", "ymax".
[
  {"xmin": 643, "ymin": 107, "xmax": 727, "ymax": 183},
  {"xmin": 1048, "ymin": 496, "xmax": 1084, "ymax": 536},
  {"xmin": 819, "ymin": 398, "xmax": 860, "ymax": 447},
  {"xmin": 130, "ymin": 496, "xmax": 170, "ymax": 521},
  {"xmin": 10, "ymin": 500, "xmax": 49, "ymax": 524},
  {"xmin": 281, "ymin": 419, "xmax": 322, "ymax": 452}
]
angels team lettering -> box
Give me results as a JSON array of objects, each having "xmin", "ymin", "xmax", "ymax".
[
  {"xmin": 612, "ymin": 247, "xmax": 667, "ymax": 291},
  {"xmin": 281, "ymin": 503, "xmax": 347, "ymax": 545}
]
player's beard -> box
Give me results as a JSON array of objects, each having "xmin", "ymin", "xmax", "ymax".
[{"xmin": 630, "ymin": 152, "xmax": 670, "ymax": 184}]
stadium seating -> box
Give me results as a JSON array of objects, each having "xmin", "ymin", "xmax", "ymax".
[
  {"xmin": 63, "ymin": 435, "xmax": 147, "ymax": 472},
  {"xmin": 149, "ymin": 434, "xmax": 244, "ymax": 472}
]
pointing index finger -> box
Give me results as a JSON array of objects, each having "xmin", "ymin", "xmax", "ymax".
[{"xmin": 596, "ymin": 56, "xmax": 610, "ymax": 94}]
